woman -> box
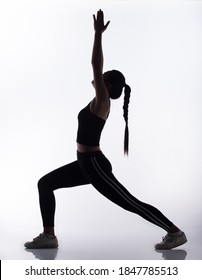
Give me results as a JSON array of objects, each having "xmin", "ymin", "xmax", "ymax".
[{"xmin": 25, "ymin": 10, "xmax": 187, "ymax": 250}]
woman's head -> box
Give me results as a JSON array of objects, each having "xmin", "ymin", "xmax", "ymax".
[
  {"xmin": 103, "ymin": 70, "xmax": 125, "ymax": 99},
  {"xmin": 104, "ymin": 69, "xmax": 131, "ymax": 155}
]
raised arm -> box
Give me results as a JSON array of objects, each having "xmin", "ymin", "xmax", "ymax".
[{"xmin": 92, "ymin": 10, "xmax": 110, "ymax": 104}]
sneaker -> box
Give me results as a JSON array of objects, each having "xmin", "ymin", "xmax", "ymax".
[
  {"xmin": 155, "ymin": 231, "xmax": 187, "ymax": 250},
  {"xmin": 24, "ymin": 233, "xmax": 58, "ymax": 249}
]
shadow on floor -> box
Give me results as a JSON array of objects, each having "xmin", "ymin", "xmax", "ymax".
[
  {"xmin": 155, "ymin": 249, "xmax": 187, "ymax": 260},
  {"xmin": 25, "ymin": 248, "xmax": 187, "ymax": 260},
  {"xmin": 25, "ymin": 248, "xmax": 58, "ymax": 260}
]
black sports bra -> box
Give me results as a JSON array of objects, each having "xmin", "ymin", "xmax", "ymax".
[{"xmin": 76, "ymin": 102, "xmax": 106, "ymax": 146}]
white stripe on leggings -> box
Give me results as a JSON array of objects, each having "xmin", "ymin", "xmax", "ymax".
[{"xmin": 91, "ymin": 157, "xmax": 170, "ymax": 232}]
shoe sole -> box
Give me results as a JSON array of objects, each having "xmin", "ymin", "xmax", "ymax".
[
  {"xmin": 25, "ymin": 245, "xmax": 58, "ymax": 249},
  {"xmin": 24, "ymin": 242, "xmax": 58, "ymax": 249}
]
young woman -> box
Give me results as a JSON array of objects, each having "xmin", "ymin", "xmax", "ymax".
[{"xmin": 25, "ymin": 10, "xmax": 187, "ymax": 250}]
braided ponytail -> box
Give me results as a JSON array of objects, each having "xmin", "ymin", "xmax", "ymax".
[{"xmin": 123, "ymin": 84, "xmax": 131, "ymax": 155}]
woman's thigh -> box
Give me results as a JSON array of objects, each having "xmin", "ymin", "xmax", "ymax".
[{"xmin": 38, "ymin": 160, "xmax": 90, "ymax": 191}]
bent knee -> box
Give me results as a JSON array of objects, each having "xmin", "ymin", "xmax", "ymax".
[{"xmin": 38, "ymin": 175, "xmax": 50, "ymax": 192}]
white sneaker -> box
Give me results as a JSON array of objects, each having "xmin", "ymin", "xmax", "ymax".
[
  {"xmin": 155, "ymin": 231, "xmax": 187, "ymax": 250},
  {"xmin": 24, "ymin": 233, "xmax": 58, "ymax": 249}
]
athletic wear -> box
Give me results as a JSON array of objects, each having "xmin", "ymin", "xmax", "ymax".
[
  {"xmin": 24, "ymin": 233, "xmax": 58, "ymax": 249},
  {"xmin": 76, "ymin": 102, "xmax": 106, "ymax": 146},
  {"xmin": 35, "ymin": 101, "xmax": 185, "ymax": 248},
  {"xmin": 155, "ymin": 232, "xmax": 187, "ymax": 250},
  {"xmin": 38, "ymin": 150, "xmax": 173, "ymax": 232}
]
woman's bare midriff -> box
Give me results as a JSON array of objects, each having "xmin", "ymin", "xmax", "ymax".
[{"xmin": 77, "ymin": 143, "xmax": 101, "ymax": 153}]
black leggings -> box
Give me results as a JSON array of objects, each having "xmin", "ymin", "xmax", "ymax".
[{"xmin": 38, "ymin": 151, "xmax": 173, "ymax": 231}]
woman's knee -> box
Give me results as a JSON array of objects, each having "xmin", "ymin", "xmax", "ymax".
[{"xmin": 38, "ymin": 175, "xmax": 50, "ymax": 192}]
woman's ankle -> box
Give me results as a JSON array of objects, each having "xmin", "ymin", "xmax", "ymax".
[
  {"xmin": 169, "ymin": 224, "xmax": 181, "ymax": 233},
  {"xmin": 43, "ymin": 227, "xmax": 55, "ymax": 236}
]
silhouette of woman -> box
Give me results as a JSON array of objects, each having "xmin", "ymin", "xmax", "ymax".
[{"xmin": 25, "ymin": 10, "xmax": 187, "ymax": 250}]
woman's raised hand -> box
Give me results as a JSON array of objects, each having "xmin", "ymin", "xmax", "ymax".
[{"xmin": 93, "ymin": 9, "xmax": 110, "ymax": 33}]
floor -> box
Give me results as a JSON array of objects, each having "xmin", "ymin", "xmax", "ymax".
[{"xmin": 1, "ymin": 221, "xmax": 201, "ymax": 260}]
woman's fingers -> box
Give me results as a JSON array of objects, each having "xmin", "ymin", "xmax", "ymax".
[
  {"xmin": 94, "ymin": 9, "xmax": 105, "ymax": 23},
  {"xmin": 93, "ymin": 9, "xmax": 110, "ymax": 32},
  {"xmin": 93, "ymin": 14, "xmax": 96, "ymax": 22},
  {"xmin": 105, "ymin": 20, "xmax": 110, "ymax": 29}
]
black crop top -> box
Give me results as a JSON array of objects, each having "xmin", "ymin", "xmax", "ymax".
[{"xmin": 76, "ymin": 102, "xmax": 106, "ymax": 146}]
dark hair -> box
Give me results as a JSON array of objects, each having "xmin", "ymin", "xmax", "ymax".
[
  {"xmin": 123, "ymin": 84, "xmax": 131, "ymax": 155},
  {"xmin": 104, "ymin": 70, "xmax": 131, "ymax": 155}
]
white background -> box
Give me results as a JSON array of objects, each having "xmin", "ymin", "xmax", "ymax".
[{"xmin": 0, "ymin": 0, "xmax": 202, "ymax": 259}]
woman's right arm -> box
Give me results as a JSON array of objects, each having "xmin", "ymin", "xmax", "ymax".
[{"xmin": 91, "ymin": 10, "xmax": 110, "ymax": 104}]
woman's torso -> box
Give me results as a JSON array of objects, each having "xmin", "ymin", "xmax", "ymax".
[{"xmin": 77, "ymin": 98, "xmax": 110, "ymax": 153}]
